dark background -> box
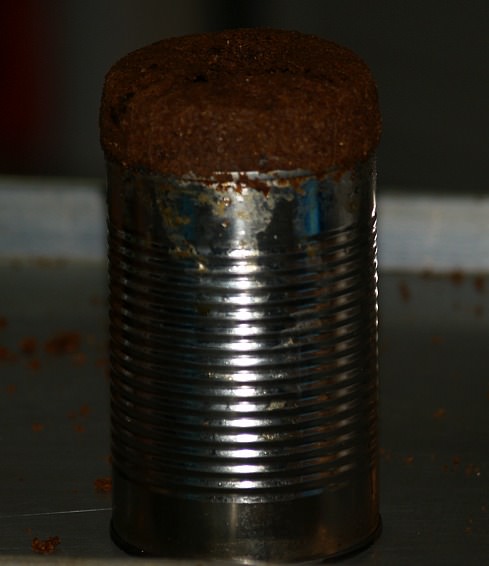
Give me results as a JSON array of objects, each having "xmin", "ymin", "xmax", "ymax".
[{"xmin": 1, "ymin": 0, "xmax": 487, "ymax": 192}]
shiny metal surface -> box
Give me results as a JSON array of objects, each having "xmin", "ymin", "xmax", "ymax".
[{"xmin": 107, "ymin": 159, "xmax": 380, "ymax": 562}]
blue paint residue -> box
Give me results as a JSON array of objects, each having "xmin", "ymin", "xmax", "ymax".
[{"xmin": 298, "ymin": 178, "xmax": 321, "ymax": 237}]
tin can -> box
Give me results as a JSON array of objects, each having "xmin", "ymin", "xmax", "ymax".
[{"xmin": 107, "ymin": 156, "xmax": 380, "ymax": 562}]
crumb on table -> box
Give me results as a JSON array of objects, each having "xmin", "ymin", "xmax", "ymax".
[
  {"xmin": 45, "ymin": 331, "xmax": 81, "ymax": 355},
  {"xmin": 31, "ymin": 535, "xmax": 61, "ymax": 554},
  {"xmin": 94, "ymin": 476, "xmax": 112, "ymax": 493},
  {"xmin": 20, "ymin": 337, "xmax": 37, "ymax": 354}
]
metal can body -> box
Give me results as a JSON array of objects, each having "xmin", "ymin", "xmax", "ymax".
[{"xmin": 107, "ymin": 159, "xmax": 380, "ymax": 562}]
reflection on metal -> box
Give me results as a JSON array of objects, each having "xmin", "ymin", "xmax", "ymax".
[{"xmin": 107, "ymin": 159, "xmax": 380, "ymax": 562}]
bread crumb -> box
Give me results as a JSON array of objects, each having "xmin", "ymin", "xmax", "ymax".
[
  {"xmin": 31, "ymin": 535, "xmax": 60, "ymax": 554},
  {"xmin": 20, "ymin": 337, "xmax": 37, "ymax": 354},
  {"xmin": 27, "ymin": 359, "xmax": 41, "ymax": 371},
  {"xmin": 68, "ymin": 404, "xmax": 91, "ymax": 419},
  {"xmin": 79, "ymin": 403, "xmax": 91, "ymax": 417},
  {"xmin": 473, "ymin": 275, "xmax": 485, "ymax": 294},
  {"xmin": 0, "ymin": 345, "xmax": 17, "ymax": 362},
  {"xmin": 450, "ymin": 270, "xmax": 464, "ymax": 286},
  {"xmin": 71, "ymin": 352, "xmax": 86, "ymax": 366},
  {"xmin": 94, "ymin": 476, "xmax": 112, "ymax": 493},
  {"xmin": 45, "ymin": 331, "xmax": 80, "ymax": 355}
]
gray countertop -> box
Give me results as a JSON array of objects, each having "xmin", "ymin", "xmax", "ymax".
[{"xmin": 1, "ymin": 178, "xmax": 488, "ymax": 564}]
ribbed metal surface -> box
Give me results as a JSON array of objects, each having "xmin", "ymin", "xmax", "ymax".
[{"xmin": 107, "ymin": 160, "xmax": 380, "ymax": 560}]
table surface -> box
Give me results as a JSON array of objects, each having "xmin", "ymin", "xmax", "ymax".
[{"xmin": 1, "ymin": 260, "xmax": 488, "ymax": 564}]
